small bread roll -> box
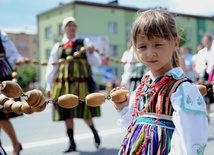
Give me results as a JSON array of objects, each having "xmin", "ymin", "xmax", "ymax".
[
  {"xmin": 85, "ymin": 93, "xmax": 105, "ymax": 107},
  {"xmin": 24, "ymin": 89, "xmax": 40, "ymax": 107},
  {"xmin": 21, "ymin": 102, "xmax": 34, "ymax": 114},
  {"xmin": 0, "ymin": 81, "xmax": 23, "ymax": 98},
  {"xmin": 4, "ymin": 99, "xmax": 15, "ymax": 112},
  {"xmin": 66, "ymin": 55, "xmax": 73, "ymax": 62},
  {"xmin": 110, "ymin": 89, "xmax": 129, "ymax": 103},
  {"xmin": 41, "ymin": 61, "xmax": 48, "ymax": 66},
  {"xmin": 31, "ymin": 102, "xmax": 46, "ymax": 112},
  {"xmin": 36, "ymin": 90, "xmax": 46, "ymax": 107},
  {"xmin": 0, "ymin": 94, "xmax": 9, "ymax": 106},
  {"xmin": 197, "ymin": 85, "xmax": 207, "ymax": 96},
  {"xmin": 11, "ymin": 101, "xmax": 22, "ymax": 114},
  {"xmin": 73, "ymin": 51, "xmax": 81, "ymax": 58},
  {"xmin": 58, "ymin": 94, "xmax": 79, "ymax": 108}
]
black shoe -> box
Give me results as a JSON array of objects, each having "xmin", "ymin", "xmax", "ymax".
[
  {"xmin": 17, "ymin": 144, "xmax": 23, "ymax": 155},
  {"xmin": 94, "ymin": 131, "xmax": 101, "ymax": 149},
  {"xmin": 63, "ymin": 142, "xmax": 76, "ymax": 153}
]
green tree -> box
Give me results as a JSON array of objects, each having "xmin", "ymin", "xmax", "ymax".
[
  {"xmin": 177, "ymin": 24, "xmax": 187, "ymax": 46},
  {"xmin": 17, "ymin": 64, "xmax": 38, "ymax": 91}
]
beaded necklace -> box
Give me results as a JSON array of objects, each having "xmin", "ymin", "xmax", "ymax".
[{"xmin": 121, "ymin": 75, "xmax": 174, "ymax": 155}]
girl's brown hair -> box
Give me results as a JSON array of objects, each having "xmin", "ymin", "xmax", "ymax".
[{"xmin": 131, "ymin": 8, "xmax": 180, "ymax": 67}]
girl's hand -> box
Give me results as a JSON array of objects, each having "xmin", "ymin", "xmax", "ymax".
[
  {"xmin": 110, "ymin": 87, "xmax": 129, "ymax": 110},
  {"xmin": 46, "ymin": 90, "xmax": 51, "ymax": 99}
]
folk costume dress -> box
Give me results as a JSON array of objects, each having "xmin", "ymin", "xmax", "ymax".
[
  {"xmin": 129, "ymin": 63, "xmax": 148, "ymax": 92},
  {"xmin": 120, "ymin": 46, "xmax": 137, "ymax": 90},
  {"xmin": 45, "ymin": 36, "xmax": 102, "ymax": 121},
  {"xmin": 120, "ymin": 46, "xmax": 147, "ymax": 92},
  {"xmin": 117, "ymin": 67, "xmax": 208, "ymax": 155},
  {"xmin": 0, "ymin": 31, "xmax": 22, "ymax": 119}
]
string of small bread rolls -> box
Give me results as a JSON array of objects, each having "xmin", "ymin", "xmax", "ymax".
[
  {"xmin": 14, "ymin": 46, "xmax": 139, "ymax": 66},
  {"xmin": 0, "ymin": 80, "xmax": 209, "ymax": 116},
  {"xmin": 11, "ymin": 46, "xmax": 139, "ymax": 83},
  {"xmin": 1, "ymin": 46, "xmax": 211, "ymax": 112},
  {"xmin": 12, "ymin": 46, "xmax": 214, "ymax": 88}
]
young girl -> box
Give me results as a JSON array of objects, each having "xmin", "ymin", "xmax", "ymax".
[{"xmin": 111, "ymin": 8, "xmax": 209, "ymax": 155}]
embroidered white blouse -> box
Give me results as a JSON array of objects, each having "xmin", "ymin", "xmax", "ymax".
[
  {"xmin": 0, "ymin": 31, "xmax": 22, "ymax": 66},
  {"xmin": 45, "ymin": 36, "xmax": 102, "ymax": 92},
  {"xmin": 117, "ymin": 67, "xmax": 209, "ymax": 155}
]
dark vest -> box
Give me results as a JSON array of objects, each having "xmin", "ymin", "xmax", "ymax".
[{"xmin": 0, "ymin": 32, "xmax": 13, "ymax": 81}]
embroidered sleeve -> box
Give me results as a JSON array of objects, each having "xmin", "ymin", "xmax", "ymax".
[
  {"xmin": 1, "ymin": 31, "xmax": 22, "ymax": 66},
  {"xmin": 171, "ymin": 81, "xmax": 207, "ymax": 115},
  {"xmin": 169, "ymin": 82, "xmax": 209, "ymax": 155},
  {"xmin": 117, "ymin": 91, "xmax": 137, "ymax": 129}
]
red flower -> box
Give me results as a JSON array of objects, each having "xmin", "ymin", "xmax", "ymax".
[{"xmin": 63, "ymin": 41, "xmax": 74, "ymax": 49}]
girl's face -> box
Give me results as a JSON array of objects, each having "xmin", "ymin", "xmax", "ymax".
[
  {"xmin": 135, "ymin": 36, "xmax": 179, "ymax": 78},
  {"xmin": 64, "ymin": 22, "xmax": 77, "ymax": 36}
]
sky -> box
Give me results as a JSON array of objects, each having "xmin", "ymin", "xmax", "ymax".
[{"xmin": 1, "ymin": 0, "xmax": 214, "ymax": 34}]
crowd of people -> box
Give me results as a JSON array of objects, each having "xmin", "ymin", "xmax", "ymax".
[{"xmin": 0, "ymin": 7, "xmax": 212, "ymax": 155}]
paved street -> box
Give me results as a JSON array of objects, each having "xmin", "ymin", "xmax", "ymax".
[{"xmin": 1, "ymin": 94, "xmax": 214, "ymax": 155}]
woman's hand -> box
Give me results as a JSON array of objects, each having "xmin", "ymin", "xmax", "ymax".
[
  {"xmin": 87, "ymin": 44, "xmax": 95, "ymax": 54},
  {"xmin": 15, "ymin": 57, "xmax": 25, "ymax": 65},
  {"xmin": 110, "ymin": 87, "xmax": 129, "ymax": 110}
]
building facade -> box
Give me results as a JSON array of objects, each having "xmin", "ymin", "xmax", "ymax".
[
  {"xmin": 8, "ymin": 32, "xmax": 38, "ymax": 59},
  {"xmin": 37, "ymin": 0, "xmax": 214, "ymax": 89}
]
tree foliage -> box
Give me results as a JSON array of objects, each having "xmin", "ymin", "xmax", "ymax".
[
  {"xmin": 177, "ymin": 25, "xmax": 187, "ymax": 47},
  {"xmin": 17, "ymin": 64, "xmax": 38, "ymax": 90}
]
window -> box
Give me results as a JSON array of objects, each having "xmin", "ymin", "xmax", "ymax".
[
  {"xmin": 126, "ymin": 23, "xmax": 132, "ymax": 30},
  {"xmin": 46, "ymin": 49, "xmax": 51, "ymax": 60},
  {"xmin": 186, "ymin": 28, "xmax": 192, "ymax": 41},
  {"xmin": 109, "ymin": 45, "xmax": 118, "ymax": 56},
  {"xmin": 17, "ymin": 42, "xmax": 28, "ymax": 49},
  {"xmin": 32, "ymin": 38, "xmax": 38, "ymax": 44},
  {"xmin": 33, "ymin": 51, "xmax": 38, "ymax": 58},
  {"xmin": 126, "ymin": 32, "xmax": 131, "ymax": 41},
  {"xmin": 211, "ymin": 31, "xmax": 214, "ymax": 38},
  {"xmin": 58, "ymin": 24, "xmax": 63, "ymax": 35},
  {"xmin": 108, "ymin": 22, "xmax": 117, "ymax": 34},
  {"xmin": 45, "ymin": 26, "xmax": 52, "ymax": 39},
  {"xmin": 112, "ymin": 67, "xmax": 118, "ymax": 77}
]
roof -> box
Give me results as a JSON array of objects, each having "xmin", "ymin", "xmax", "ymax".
[
  {"xmin": 0, "ymin": 25, "xmax": 37, "ymax": 35},
  {"xmin": 37, "ymin": 0, "xmax": 214, "ymax": 20}
]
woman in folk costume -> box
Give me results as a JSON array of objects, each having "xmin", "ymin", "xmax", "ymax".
[
  {"xmin": 0, "ymin": 31, "xmax": 24, "ymax": 155},
  {"xmin": 120, "ymin": 40, "xmax": 136, "ymax": 90},
  {"xmin": 45, "ymin": 17, "xmax": 102, "ymax": 153},
  {"xmin": 111, "ymin": 8, "xmax": 208, "ymax": 155}
]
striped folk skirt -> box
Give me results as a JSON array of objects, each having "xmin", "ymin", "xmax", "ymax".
[
  {"xmin": 51, "ymin": 76, "xmax": 101, "ymax": 121},
  {"xmin": 118, "ymin": 115, "xmax": 174, "ymax": 155}
]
